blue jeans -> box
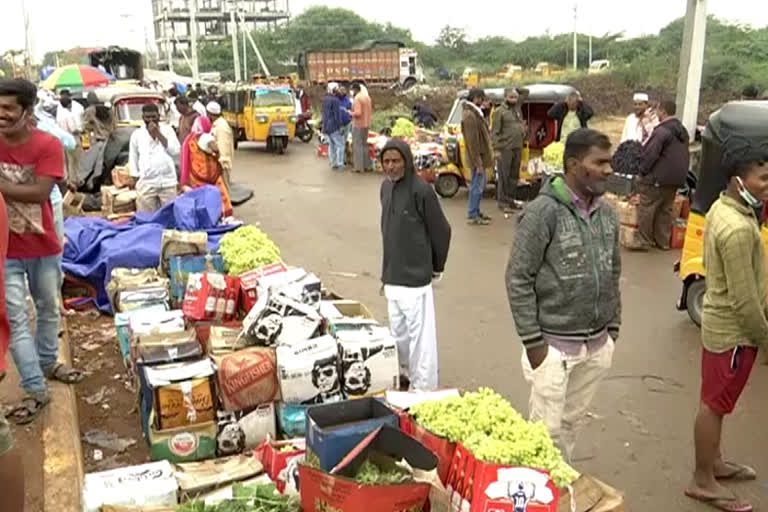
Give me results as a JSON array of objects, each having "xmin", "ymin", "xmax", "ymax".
[
  {"xmin": 6, "ymin": 256, "xmax": 62, "ymax": 394},
  {"xmin": 468, "ymin": 168, "xmax": 487, "ymax": 219},
  {"xmin": 328, "ymin": 130, "xmax": 346, "ymax": 168}
]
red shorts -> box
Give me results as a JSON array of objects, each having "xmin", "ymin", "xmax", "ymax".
[{"xmin": 701, "ymin": 346, "xmax": 758, "ymax": 415}]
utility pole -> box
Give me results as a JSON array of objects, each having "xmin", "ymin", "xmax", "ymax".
[
  {"xmin": 589, "ymin": 35, "xmax": 593, "ymax": 65},
  {"xmin": 239, "ymin": 0, "xmax": 247, "ymax": 81},
  {"xmin": 21, "ymin": 0, "xmax": 32, "ymax": 79},
  {"xmin": 572, "ymin": 4, "xmax": 578, "ymax": 71},
  {"xmin": 229, "ymin": 9, "xmax": 242, "ymax": 82},
  {"xmin": 189, "ymin": 0, "xmax": 200, "ymax": 80},
  {"xmin": 676, "ymin": 0, "xmax": 708, "ymax": 136},
  {"xmin": 164, "ymin": 9, "xmax": 174, "ymax": 73}
]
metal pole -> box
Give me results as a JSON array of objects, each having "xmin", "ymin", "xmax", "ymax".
[
  {"xmin": 589, "ymin": 35, "xmax": 592, "ymax": 65},
  {"xmin": 21, "ymin": 0, "xmax": 32, "ymax": 79},
  {"xmin": 238, "ymin": 12, "xmax": 270, "ymax": 76},
  {"xmin": 164, "ymin": 10, "xmax": 174, "ymax": 72},
  {"xmin": 189, "ymin": 0, "xmax": 199, "ymax": 79},
  {"xmin": 572, "ymin": 4, "xmax": 578, "ymax": 71},
  {"xmin": 241, "ymin": 1, "xmax": 247, "ymax": 80},
  {"xmin": 676, "ymin": 0, "xmax": 708, "ymax": 136},
  {"xmin": 229, "ymin": 9, "xmax": 241, "ymax": 82}
]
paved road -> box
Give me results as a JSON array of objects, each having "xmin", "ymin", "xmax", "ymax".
[{"xmin": 233, "ymin": 141, "xmax": 768, "ymax": 511}]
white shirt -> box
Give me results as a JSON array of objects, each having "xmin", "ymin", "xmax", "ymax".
[
  {"xmin": 620, "ymin": 111, "xmax": 659, "ymax": 145},
  {"xmin": 56, "ymin": 101, "xmax": 84, "ymax": 134},
  {"xmin": 128, "ymin": 124, "xmax": 180, "ymax": 190},
  {"xmin": 193, "ymin": 100, "xmax": 207, "ymax": 116}
]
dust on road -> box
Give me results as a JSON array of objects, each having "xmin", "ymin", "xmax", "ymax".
[{"xmin": 233, "ymin": 141, "xmax": 768, "ymax": 511}]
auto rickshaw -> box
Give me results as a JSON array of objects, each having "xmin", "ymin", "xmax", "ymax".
[
  {"xmin": 78, "ymin": 86, "xmax": 168, "ymax": 190},
  {"xmin": 220, "ymin": 83, "xmax": 297, "ymax": 154},
  {"xmin": 434, "ymin": 83, "xmax": 578, "ymax": 199},
  {"xmin": 675, "ymin": 101, "xmax": 768, "ymax": 326}
]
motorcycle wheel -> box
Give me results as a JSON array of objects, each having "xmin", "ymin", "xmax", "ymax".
[{"xmin": 298, "ymin": 129, "xmax": 314, "ymax": 143}]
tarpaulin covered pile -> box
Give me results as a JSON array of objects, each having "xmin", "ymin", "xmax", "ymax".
[{"xmin": 63, "ymin": 186, "xmax": 239, "ymax": 313}]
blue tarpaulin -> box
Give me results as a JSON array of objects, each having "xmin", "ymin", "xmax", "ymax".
[{"xmin": 62, "ymin": 186, "xmax": 240, "ymax": 314}]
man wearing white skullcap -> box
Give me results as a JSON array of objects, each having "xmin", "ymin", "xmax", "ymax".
[
  {"xmin": 620, "ymin": 92, "xmax": 659, "ymax": 145},
  {"xmin": 206, "ymin": 101, "xmax": 235, "ymax": 190}
]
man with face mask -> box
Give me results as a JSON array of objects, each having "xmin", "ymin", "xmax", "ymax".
[
  {"xmin": 547, "ymin": 91, "xmax": 594, "ymax": 142},
  {"xmin": 380, "ymin": 139, "xmax": 451, "ymax": 391},
  {"xmin": 462, "ymin": 88, "xmax": 494, "ymax": 225},
  {"xmin": 506, "ymin": 128, "xmax": 620, "ymax": 463},
  {"xmin": 621, "ymin": 92, "xmax": 658, "ymax": 145},
  {"xmin": 0, "ymin": 79, "xmax": 85, "ymax": 426},
  {"xmin": 685, "ymin": 139, "xmax": 768, "ymax": 512},
  {"xmin": 128, "ymin": 104, "xmax": 181, "ymax": 212},
  {"xmin": 492, "ymin": 88, "xmax": 525, "ymax": 213}
]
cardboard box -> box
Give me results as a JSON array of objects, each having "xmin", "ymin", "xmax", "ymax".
[
  {"xmin": 278, "ymin": 272, "xmax": 322, "ymax": 309},
  {"xmin": 129, "ymin": 309, "xmax": 185, "ymax": 337},
  {"xmin": 212, "ymin": 347, "xmax": 280, "ymax": 411},
  {"xmin": 216, "ymin": 403, "xmax": 278, "ymax": 455},
  {"xmin": 276, "ymin": 335, "xmax": 344, "ymax": 405},
  {"xmin": 255, "ymin": 437, "xmax": 306, "ymax": 494},
  {"xmin": 182, "ymin": 272, "xmax": 239, "ymax": 322},
  {"xmin": 299, "ymin": 425, "xmax": 437, "ymax": 512},
  {"xmin": 158, "ymin": 229, "xmax": 207, "ymax": 277},
  {"xmin": 241, "ymin": 290, "xmax": 320, "ymax": 346},
  {"xmin": 148, "ymin": 411, "xmax": 217, "ymax": 463},
  {"xmin": 399, "ymin": 413, "xmax": 456, "ymax": 485},
  {"xmin": 445, "ymin": 444, "xmax": 559, "ymax": 512},
  {"xmin": 208, "ymin": 326, "xmax": 242, "ymax": 354},
  {"xmin": 107, "ymin": 267, "xmax": 169, "ymax": 313},
  {"xmin": 111, "ymin": 165, "xmax": 133, "ymax": 189},
  {"xmin": 239, "ymin": 262, "xmax": 288, "ymax": 314},
  {"xmin": 134, "ymin": 329, "xmax": 202, "ymax": 365},
  {"xmin": 194, "ymin": 321, "xmax": 242, "ymax": 353},
  {"xmin": 305, "ymin": 397, "xmax": 399, "ymax": 471},
  {"xmin": 616, "ymin": 199, "xmax": 639, "ymax": 227},
  {"xmin": 169, "ymin": 254, "xmax": 225, "ymax": 307},
  {"xmin": 118, "ymin": 287, "xmax": 170, "ymax": 313},
  {"xmin": 670, "ymin": 219, "xmax": 687, "ymax": 250},
  {"xmin": 320, "ymin": 300, "xmax": 378, "ymax": 335},
  {"xmin": 144, "ymin": 359, "xmax": 216, "ymax": 430},
  {"xmin": 115, "ymin": 305, "xmax": 169, "ymax": 368},
  {"xmin": 619, "ymin": 225, "xmax": 642, "ymax": 249},
  {"xmin": 336, "ymin": 326, "xmax": 399, "ymax": 397},
  {"xmin": 557, "ymin": 475, "xmax": 625, "ymax": 512},
  {"xmin": 102, "ymin": 186, "xmax": 137, "ymax": 216},
  {"xmin": 62, "ymin": 190, "xmax": 85, "ymax": 217},
  {"xmin": 277, "ymin": 402, "xmax": 311, "ymax": 438},
  {"xmin": 175, "ymin": 454, "xmax": 264, "ymax": 498},
  {"xmin": 81, "ymin": 461, "xmax": 178, "ymax": 512}
]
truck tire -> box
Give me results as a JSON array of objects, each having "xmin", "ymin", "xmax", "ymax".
[
  {"xmin": 402, "ymin": 78, "xmax": 417, "ymax": 90},
  {"xmin": 435, "ymin": 174, "xmax": 460, "ymax": 198},
  {"xmin": 686, "ymin": 279, "xmax": 705, "ymax": 327}
]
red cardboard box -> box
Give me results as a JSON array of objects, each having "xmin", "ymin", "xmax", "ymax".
[
  {"xmin": 299, "ymin": 425, "xmax": 438, "ymax": 512},
  {"xmin": 399, "ymin": 414, "xmax": 456, "ymax": 485},
  {"xmin": 670, "ymin": 219, "xmax": 687, "ymax": 250},
  {"xmin": 239, "ymin": 262, "xmax": 288, "ymax": 315},
  {"xmin": 446, "ymin": 444, "xmax": 559, "ymax": 512},
  {"xmin": 254, "ymin": 437, "xmax": 306, "ymax": 493},
  {"xmin": 182, "ymin": 272, "xmax": 240, "ymax": 322}
]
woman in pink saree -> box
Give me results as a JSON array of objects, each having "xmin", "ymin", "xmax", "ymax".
[{"xmin": 179, "ymin": 115, "xmax": 233, "ymax": 217}]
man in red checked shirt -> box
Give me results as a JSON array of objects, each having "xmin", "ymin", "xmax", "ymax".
[{"xmin": 0, "ymin": 79, "xmax": 84, "ymax": 426}]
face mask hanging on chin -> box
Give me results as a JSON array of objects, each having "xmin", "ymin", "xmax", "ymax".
[{"xmin": 736, "ymin": 176, "xmax": 764, "ymax": 209}]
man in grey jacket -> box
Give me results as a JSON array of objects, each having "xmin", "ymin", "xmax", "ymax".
[
  {"xmin": 505, "ymin": 128, "xmax": 621, "ymax": 462},
  {"xmin": 492, "ymin": 88, "xmax": 525, "ymax": 214}
]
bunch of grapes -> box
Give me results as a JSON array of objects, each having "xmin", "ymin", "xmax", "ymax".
[
  {"xmin": 409, "ymin": 388, "xmax": 579, "ymax": 488},
  {"xmin": 219, "ymin": 225, "xmax": 282, "ymax": 275},
  {"xmin": 391, "ymin": 118, "xmax": 416, "ymax": 138}
]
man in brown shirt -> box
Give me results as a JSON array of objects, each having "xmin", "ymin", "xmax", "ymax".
[
  {"xmin": 175, "ymin": 95, "xmax": 198, "ymax": 142},
  {"xmin": 462, "ymin": 88, "xmax": 493, "ymax": 225}
]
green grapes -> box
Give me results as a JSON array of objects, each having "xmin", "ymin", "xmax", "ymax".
[
  {"xmin": 409, "ymin": 387, "xmax": 579, "ymax": 488},
  {"xmin": 219, "ymin": 225, "xmax": 282, "ymax": 275},
  {"xmin": 542, "ymin": 142, "xmax": 565, "ymax": 169},
  {"xmin": 391, "ymin": 118, "xmax": 416, "ymax": 138}
]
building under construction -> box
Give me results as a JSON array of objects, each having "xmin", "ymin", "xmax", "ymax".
[{"xmin": 152, "ymin": 0, "xmax": 290, "ymax": 70}]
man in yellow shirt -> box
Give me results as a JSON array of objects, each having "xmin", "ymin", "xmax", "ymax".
[{"xmin": 685, "ymin": 138, "xmax": 768, "ymax": 512}]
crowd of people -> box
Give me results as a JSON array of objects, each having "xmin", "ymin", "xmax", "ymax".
[{"xmin": 321, "ymin": 82, "xmax": 373, "ymax": 173}]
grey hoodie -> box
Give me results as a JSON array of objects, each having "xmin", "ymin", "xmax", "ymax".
[{"xmin": 505, "ymin": 176, "xmax": 622, "ymax": 348}]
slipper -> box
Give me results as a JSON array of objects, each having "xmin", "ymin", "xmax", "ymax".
[
  {"xmin": 5, "ymin": 394, "xmax": 50, "ymax": 425},
  {"xmin": 45, "ymin": 363, "xmax": 86, "ymax": 384},
  {"xmin": 716, "ymin": 462, "xmax": 757, "ymax": 481},
  {"xmin": 685, "ymin": 489, "xmax": 753, "ymax": 512}
]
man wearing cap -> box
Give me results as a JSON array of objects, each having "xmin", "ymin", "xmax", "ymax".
[
  {"xmin": 621, "ymin": 93, "xmax": 658, "ymax": 145},
  {"xmin": 462, "ymin": 88, "xmax": 494, "ymax": 225},
  {"xmin": 322, "ymin": 82, "xmax": 345, "ymax": 170},
  {"xmin": 207, "ymin": 101, "xmax": 235, "ymax": 190}
]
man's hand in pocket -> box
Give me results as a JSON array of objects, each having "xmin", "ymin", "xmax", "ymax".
[{"xmin": 527, "ymin": 345, "xmax": 549, "ymax": 370}]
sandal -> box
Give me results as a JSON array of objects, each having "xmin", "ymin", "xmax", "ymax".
[
  {"xmin": 716, "ymin": 462, "xmax": 757, "ymax": 481},
  {"xmin": 5, "ymin": 394, "xmax": 50, "ymax": 425},
  {"xmin": 45, "ymin": 363, "xmax": 86, "ymax": 384},
  {"xmin": 685, "ymin": 489, "xmax": 753, "ymax": 512}
]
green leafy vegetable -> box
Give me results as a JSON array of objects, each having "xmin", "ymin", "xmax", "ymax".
[
  {"xmin": 355, "ymin": 458, "xmax": 412, "ymax": 486},
  {"xmin": 178, "ymin": 482, "xmax": 300, "ymax": 512}
]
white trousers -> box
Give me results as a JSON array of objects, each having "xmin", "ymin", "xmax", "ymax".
[
  {"xmin": 386, "ymin": 284, "xmax": 438, "ymax": 391},
  {"xmin": 521, "ymin": 338, "xmax": 614, "ymax": 462}
]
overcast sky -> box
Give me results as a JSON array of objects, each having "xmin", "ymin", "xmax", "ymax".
[{"xmin": 2, "ymin": 0, "xmax": 766, "ymax": 61}]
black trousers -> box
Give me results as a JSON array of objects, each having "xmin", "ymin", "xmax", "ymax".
[{"xmin": 496, "ymin": 148, "xmax": 522, "ymax": 207}]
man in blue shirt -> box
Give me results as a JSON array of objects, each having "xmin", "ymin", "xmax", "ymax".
[
  {"xmin": 338, "ymin": 86, "xmax": 353, "ymax": 153},
  {"xmin": 322, "ymin": 83, "xmax": 345, "ymax": 170}
]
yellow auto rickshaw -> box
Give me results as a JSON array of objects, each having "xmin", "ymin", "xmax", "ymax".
[
  {"xmin": 434, "ymin": 84, "xmax": 578, "ymax": 199},
  {"xmin": 220, "ymin": 83, "xmax": 297, "ymax": 154},
  {"xmin": 675, "ymin": 101, "xmax": 768, "ymax": 326}
]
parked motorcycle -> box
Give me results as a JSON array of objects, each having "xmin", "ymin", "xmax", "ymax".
[{"xmin": 295, "ymin": 112, "xmax": 315, "ymax": 143}]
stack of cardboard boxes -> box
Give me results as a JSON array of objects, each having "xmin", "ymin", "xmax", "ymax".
[{"xmin": 608, "ymin": 192, "xmax": 691, "ymax": 250}]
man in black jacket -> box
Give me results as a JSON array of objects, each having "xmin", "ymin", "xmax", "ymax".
[
  {"xmin": 547, "ymin": 92, "xmax": 594, "ymax": 142},
  {"xmin": 380, "ymin": 139, "xmax": 452, "ymax": 391},
  {"xmin": 635, "ymin": 100, "xmax": 690, "ymax": 250}
]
